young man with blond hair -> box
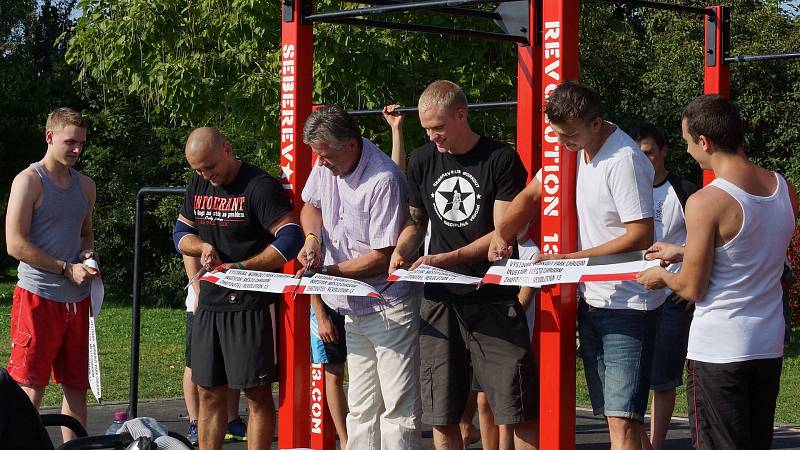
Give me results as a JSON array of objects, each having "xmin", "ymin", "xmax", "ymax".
[
  {"xmin": 391, "ymin": 80, "xmax": 538, "ymax": 450},
  {"xmin": 5, "ymin": 107, "xmax": 98, "ymax": 442}
]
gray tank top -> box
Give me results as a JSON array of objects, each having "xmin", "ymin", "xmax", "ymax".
[{"xmin": 17, "ymin": 163, "xmax": 90, "ymax": 302}]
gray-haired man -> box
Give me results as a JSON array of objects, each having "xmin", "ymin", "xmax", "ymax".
[{"xmin": 297, "ymin": 106, "xmax": 422, "ymax": 450}]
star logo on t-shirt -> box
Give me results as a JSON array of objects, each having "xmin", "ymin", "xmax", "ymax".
[
  {"xmin": 433, "ymin": 175, "xmax": 479, "ymax": 223},
  {"xmin": 439, "ymin": 179, "xmax": 473, "ymax": 217}
]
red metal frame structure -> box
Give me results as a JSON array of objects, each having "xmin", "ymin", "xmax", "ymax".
[
  {"xmin": 278, "ymin": 0, "xmax": 584, "ymax": 448},
  {"xmin": 279, "ymin": 0, "xmax": 800, "ymax": 448},
  {"xmin": 279, "ymin": 1, "xmax": 314, "ymax": 448},
  {"xmin": 537, "ymin": 0, "xmax": 580, "ymax": 448}
]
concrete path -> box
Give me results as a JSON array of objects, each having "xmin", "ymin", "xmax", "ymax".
[{"xmin": 45, "ymin": 396, "xmax": 800, "ymax": 449}]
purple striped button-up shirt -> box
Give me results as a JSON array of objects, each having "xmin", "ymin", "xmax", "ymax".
[{"xmin": 301, "ymin": 138, "xmax": 419, "ymax": 315}]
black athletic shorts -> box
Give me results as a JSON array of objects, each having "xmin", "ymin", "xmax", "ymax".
[
  {"xmin": 419, "ymin": 298, "xmax": 538, "ymax": 426},
  {"xmin": 687, "ymin": 357, "xmax": 782, "ymax": 450},
  {"xmin": 191, "ymin": 307, "xmax": 276, "ymax": 389},
  {"xmin": 185, "ymin": 312, "xmax": 194, "ymax": 368}
]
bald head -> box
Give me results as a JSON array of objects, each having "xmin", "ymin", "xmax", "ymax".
[
  {"xmin": 184, "ymin": 127, "xmax": 238, "ymax": 187},
  {"xmin": 185, "ymin": 127, "xmax": 226, "ymax": 157}
]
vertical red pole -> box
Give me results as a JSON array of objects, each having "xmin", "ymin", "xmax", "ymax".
[
  {"xmin": 280, "ymin": 1, "xmax": 313, "ymax": 448},
  {"xmin": 538, "ymin": 0, "xmax": 579, "ymax": 447},
  {"xmin": 702, "ymin": 5, "xmax": 730, "ymax": 185},
  {"xmin": 516, "ymin": 0, "xmax": 543, "ymax": 399}
]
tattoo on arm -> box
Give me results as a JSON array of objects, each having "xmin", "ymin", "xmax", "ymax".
[{"xmin": 410, "ymin": 206, "xmax": 428, "ymax": 228}]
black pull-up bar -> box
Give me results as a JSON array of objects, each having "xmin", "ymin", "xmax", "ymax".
[
  {"xmin": 347, "ymin": 0, "xmax": 502, "ymax": 20},
  {"xmin": 725, "ymin": 52, "xmax": 800, "ymax": 64},
  {"xmin": 608, "ymin": 0, "xmax": 713, "ymax": 16},
  {"xmin": 348, "ymin": 100, "xmax": 517, "ymax": 116},
  {"xmin": 305, "ymin": 0, "xmax": 517, "ymax": 22},
  {"xmin": 319, "ymin": 17, "xmax": 528, "ymax": 43},
  {"xmin": 129, "ymin": 186, "xmax": 186, "ymax": 419}
]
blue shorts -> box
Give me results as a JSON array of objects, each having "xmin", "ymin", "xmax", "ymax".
[
  {"xmin": 310, "ymin": 303, "xmax": 347, "ymax": 365},
  {"xmin": 651, "ymin": 293, "xmax": 693, "ymax": 390},
  {"xmin": 578, "ymin": 298, "xmax": 658, "ymax": 422}
]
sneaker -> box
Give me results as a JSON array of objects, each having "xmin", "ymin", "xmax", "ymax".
[
  {"xmin": 224, "ymin": 416, "xmax": 247, "ymax": 442},
  {"xmin": 186, "ymin": 420, "xmax": 198, "ymax": 446}
]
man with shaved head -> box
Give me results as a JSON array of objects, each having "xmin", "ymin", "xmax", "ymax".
[{"xmin": 175, "ymin": 127, "xmax": 304, "ymax": 450}]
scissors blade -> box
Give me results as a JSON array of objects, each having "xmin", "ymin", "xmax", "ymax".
[
  {"xmin": 184, "ymin": 268, "xmax": 207, "ymax": 290},
  {"xmin": 378, "ymin": 280, "xmax": 395, "ymax": 295},
  {"xmin": 291, "ymin": 264, "xmax": 311, "ymax": 299}
]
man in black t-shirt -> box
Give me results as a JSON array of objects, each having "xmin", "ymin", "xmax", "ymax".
[
  {"xmin": 390, "ymin": 80, "xmax": 539, "ymax": 450},
  {"xmin": 175, "ymin": 127, "xmax": 303, "ymax": 450}
]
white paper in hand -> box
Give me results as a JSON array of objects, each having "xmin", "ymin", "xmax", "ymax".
[
  {"xmin": 88, "ymin": 316, "xmax": 102, "ymax": 402},
  {"xmin": 83, "ymin": 258, "xmax": 103, "ymax": 402},
  {"xmin": 83, "ymin": 258, "xmax": 104, "ymax": 319}
]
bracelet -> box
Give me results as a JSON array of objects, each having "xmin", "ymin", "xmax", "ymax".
[
  {"xmin": 235, "ymin": 261, "xmax": 245, "ymax": 270},
  {"xmin": 60, "ymin": 261, "xmax": 67, "ymax": 275},
  {"xmin": 306, "ymin": 233, "xmax": 321, "ymax": 246}
]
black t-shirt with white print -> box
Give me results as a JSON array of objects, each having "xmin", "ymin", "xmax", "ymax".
[
  {"xmin": 180, "ymin": 161, "xmax": 293, "ymax": 311},
  {"xmin": 407, "ymin": 137, "xmax": 527, "ymax": 303}
]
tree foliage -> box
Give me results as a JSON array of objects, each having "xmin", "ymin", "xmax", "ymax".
[
  {"xmin": 2, "ymin": 0, "xmax": 798, "ymax": 308},
  {"xmin": 0, "ymin": 0, "xmax": 81, "ymax": 269}
]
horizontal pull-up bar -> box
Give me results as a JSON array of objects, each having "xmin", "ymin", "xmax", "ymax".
[
  {"xmin": 344, "ymin": 0, "xmax": 501, "ymax": 20},
  {"xmin": 305, "ymin": 0, "xmax": 516, "ymax": 22},
  {"xmin": 317, "ymin": 17, "xmax": 528, "ymax": 43},
  {"xmin": 608, "ymin": 0, "xmax": 713, "ymax": 16},
  {"xmin": 348, "ymin": 100, "xmax": 517, "ymax": 116},
  {"xmin": 725, "ymin": 52, "xmax": 800, "ymax": 64}
]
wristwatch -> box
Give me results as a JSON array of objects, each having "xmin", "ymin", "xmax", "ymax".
[
  {"xmin": 320, "ymin": 265, "xmax": 328, "ymax": 275},
  {"xmin": 60, "ymin": 260, "xmax": 67, "ymax": 275}
]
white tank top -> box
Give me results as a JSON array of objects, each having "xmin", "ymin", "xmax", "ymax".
[{"xmin": 687, "ymin": 173, "xmax": 794, "ymax": 363}]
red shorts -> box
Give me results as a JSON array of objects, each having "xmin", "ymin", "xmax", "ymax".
[{"xmin": 6, "ymin": 286, "xmax": 90, "ymax": 389}]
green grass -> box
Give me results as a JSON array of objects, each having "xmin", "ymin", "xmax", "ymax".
[
  {"xmin": 576, "ymin": 327, "xmax": 800, "ymax": 425},
  {"xmin": 0, "ymin": 294, "xmax": 185, "ymax": 407}
]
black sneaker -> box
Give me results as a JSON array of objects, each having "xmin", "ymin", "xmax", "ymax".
[{"xmin": 224, "ymin": 416, "xmax": 247, "ymax": 442}]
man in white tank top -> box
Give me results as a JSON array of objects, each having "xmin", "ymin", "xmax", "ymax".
[
  {"xmin": 637, "ymin": 95, "xmax": 798, "ymax": 450},
  {"xmin": 4, "ymin": 107, "xmax": 98, "ymax": 442}
]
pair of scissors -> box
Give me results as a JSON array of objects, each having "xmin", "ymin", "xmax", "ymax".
[
  {"xmin": 184, "ymin": 267, "xmax": 207, "ymax": 290},
  {"xmin": 379, "ymin": 257, "xmax": 405, "ymax": 296},
  {"xmin": 292, "ymin": 251, "xmax": 316, "ymax": 299}
]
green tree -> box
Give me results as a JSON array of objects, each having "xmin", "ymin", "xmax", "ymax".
[{"xmin": 0, "ymin": 0, "xmax": 81, "ymax": 271}]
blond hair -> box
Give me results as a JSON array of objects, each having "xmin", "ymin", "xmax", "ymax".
[
  {"xmin": 46, "ymin": 107, "xmax": 86, "ymax": 132},
  {"xmin": 418, "ymin": 80, "xmax": 468, "ymax": 114}
]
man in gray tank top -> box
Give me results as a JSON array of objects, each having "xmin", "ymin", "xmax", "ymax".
[
  {"xmin": 5, "ymin": 107, "xmax": 98, "ymax": 443},
  {"xmin": 637, "ymin": 95, "xmax": 798, "ymax": 450}
]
